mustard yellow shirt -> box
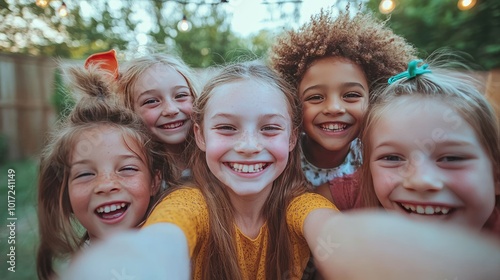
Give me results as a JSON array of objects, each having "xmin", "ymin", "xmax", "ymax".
[{"xmin": 144, "ymin": 188, "xmax": 337, "ymax": 279}]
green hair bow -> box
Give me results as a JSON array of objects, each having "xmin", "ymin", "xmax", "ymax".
[{"xmin": 388, "ymin": 59, "xmax": 432, "ymax": 84}]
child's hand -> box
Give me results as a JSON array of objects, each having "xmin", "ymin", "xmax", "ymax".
[{"xmin": 62, "ymin": 224, "xmax": 190, "ymax": 280}]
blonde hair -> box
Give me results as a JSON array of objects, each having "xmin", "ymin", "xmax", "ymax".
[
  {"xmin": 36, "ymin": 64, "xmax": 176, "ymax": 280},
  {"xmin": 118, "ymin": 53, "xmax": 199, "ymax": 110},
  {"xmin": 189, "ymin": 61, "xmax": 308, "ymax": 279},
  {"xmin": 269, "ymin": 7, "xmax": 417, "ymax": 89},
  {"xmin": 360, "ymin": 58, "xmax": 500, "ymax": 220}
]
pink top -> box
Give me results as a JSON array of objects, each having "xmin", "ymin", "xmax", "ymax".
[{"xmin": 328, "ymin": 170, "xmax": 363, "ymax": 211}]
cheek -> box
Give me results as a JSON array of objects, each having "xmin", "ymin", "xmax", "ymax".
[
  {"xmin": 351, "ymin": 103, "xmax": 367, "ymax": 121},
  {"xmin": 137, "ymin": 109, "xmax": 158, "ymax": 126},
  {"xmin": 179, "ymin": 102, "xmax": 194, "ymax": 116},
  {"xmin": 68, "ymin": 184, "xmax": 90, "ymax": 213},
  {"xmin": 370, "ymin": 165, "xmax": 395, "ymax": 201}
]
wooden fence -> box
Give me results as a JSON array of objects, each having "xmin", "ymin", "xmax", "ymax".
[
  {"xmin": 0, "ymin": 53, "xmax": 57, "ymax": 161},
  {"xmin": 1, "ymin": 52, "xmax": 499, "ymax": 161}
]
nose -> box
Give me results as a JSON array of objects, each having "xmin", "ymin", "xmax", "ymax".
[
  {"xmin": 161, "ymin": 102, "xmax": 180, "ymax": 116},
  {"xmin": 234, "ymin": 131, "xmax": 263, "ymax": 154},
  {"xmin": 93, "ymin": 173, "xmax": 121, "ymax": 194},
  {"xmin": 323, "ymin": 95, "xmax": 345, "ymax": 115},
  {"xmin": 402, "ymin": 157, "xmax": 444, "ymax": 192}
]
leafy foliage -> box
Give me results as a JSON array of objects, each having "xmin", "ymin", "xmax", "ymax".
[
  {"xmin": 0, "ymin": 0, "xmax": 274, "ymax": 67},
  {"xmin": 366, "ymin": 0, "xmax": 500, "ymax": 69}
]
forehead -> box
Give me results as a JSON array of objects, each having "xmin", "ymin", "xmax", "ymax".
[
  {"xmin": 372, "ymin": 97, "xmax": 480, "ymax": 144},
  {"xmin": 300, "ymin": 57, "xmax": 368, "ymax": 88},
  {"xmin": 70, "ymin": 125, "xmax": 146, "ymax": 160},
  {"xmin": 205, "ymin": 78, "xmax": 290, "ymax": 118},
  {"xmin": 134, "ymin": 64, "xmax": 187, "ymax": 88}
]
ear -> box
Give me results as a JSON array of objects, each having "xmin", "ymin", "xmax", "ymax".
[
  {"xmin": 193, "ymin": 123, "xmax": 206, "ymax": 152},
  {"xmin": 150, "ymin": 171, "xmax": 162, "ymax": 196},
  {"xmin": 289, "ymin": 128, "xmax": 298, "ymax": 151}
]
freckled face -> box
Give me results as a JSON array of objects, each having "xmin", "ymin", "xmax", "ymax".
[{"xmin": 68, "ymin": 126, "xmax": 157, "ymax": 240}]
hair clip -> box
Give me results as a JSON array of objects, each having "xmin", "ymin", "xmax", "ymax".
[
  {"xmin": 84, "ymin": 49, "xmax": 119, "ymax": 80},
  {"xmin": 388, "ymin": 59, "xmax": 431, "ymax": 84}
]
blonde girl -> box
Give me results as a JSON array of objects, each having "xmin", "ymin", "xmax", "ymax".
[
  {"xmin": 270, "ymin": 7, "xmax": 417, "ymax": 210},
  {"xmin": 118, "ymin": 53, "xmax": 199, "ymax": 179},
  {"xmin": 360, "ymin": 58, "xmax": 500, "ymax": 236},
  {"xmin": 36, "ymin": 64, "xmax": 175, "ymax": 279},
  {"xmin": 63, "ymin": 61, "xmax": 500, "ymax": 280}
]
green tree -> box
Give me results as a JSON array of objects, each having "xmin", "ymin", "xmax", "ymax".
[
  {"xmin": 0, "ymin": 0, "xmax": 273, "ymax": 67},
  {"xmin": 366, "ymin": 0, "xmax": 500, "ymax": 69}
]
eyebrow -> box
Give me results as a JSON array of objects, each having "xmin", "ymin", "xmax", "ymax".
[
  {"xmin": 302, "ymin": 82, "xmax": 367, "ymax": 94},
  {"xmin": 211, "ymin": 113, "xmax": 288, "ymax": 121},
  {"xmin": 373, "ymin": 139, "xmax": 475, "ymax": 150},
  {"xmin": 70, "ymin": 154, "xmax": 143, "ymax": 166},
  {"xmin": 136, "ymin": 85, "xmax": 191, "ymax": 99}
]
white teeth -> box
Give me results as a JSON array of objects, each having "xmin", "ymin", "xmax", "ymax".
[
  {"xmin": 229, "ymin": 163, "xmax": 265, "ymax": 173},
  {"xmin": 163, "ymin": 121, "xmax": 183, "ymax": 129},
  {"xmin": 400, "ymin": 203, "xmax": 452, "ymax": 215},
  {"xmin": 96, "ymin": 203, "xmax": 128, "ymax": 213},
  {"xmin": 321, "ymin": 123, "xmax": 347, "ymax": 132}
]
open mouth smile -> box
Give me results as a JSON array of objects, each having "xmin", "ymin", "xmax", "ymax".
[
  {"xmin": 95, "ymin": 202, "xmax": 129, "ymax": 219},
  {"xmin": 319, "ymin": 123, "xmax": 349, "ymax": 132},
  {"xmin": 226, "ymin": 162, "xmax": 269, "ymax": 173},
  {"xmin": 159, "ymin": 120, "xmax": 185, "ymax": 129},
  {"xmin": 398, "ymin": 202, "xmax": 455, "ymax": 216}
]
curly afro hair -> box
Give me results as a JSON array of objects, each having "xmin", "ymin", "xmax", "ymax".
[{"xmin": 269, "ymin": 7, "xmax": 418, "ymax": 90}]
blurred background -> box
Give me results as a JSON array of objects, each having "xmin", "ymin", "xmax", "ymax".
[{"xmin": 0, "ymin": 0, "xmax": 499, "ymax": 279}]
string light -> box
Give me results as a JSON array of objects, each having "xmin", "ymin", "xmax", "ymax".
[
  {"xmin": 379, "ymin": 0, "xmax": 396, "ymax": 14},
  {"xmin": 457, "ymin": 0, "xmax": 477, "ymax": 10},
  {"xmin": 35, "ymin": 0, "xmax": 49, "ymax": 8},
  {"xmin": 177, "ymin": 14, "xmax": 192, "ymax": 32},
  {"xmin": 58, "ymin": 2, "xmax": 69, "ymax": 17}
]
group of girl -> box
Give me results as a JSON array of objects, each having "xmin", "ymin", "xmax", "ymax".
[{"xmin": 36, "ymin": 6, "xmax": 499, "ymax": 280}]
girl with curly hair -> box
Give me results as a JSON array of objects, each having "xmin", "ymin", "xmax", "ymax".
[{"xmin": 269, "ymin": 7, "xmax": 417, "ymax": 211}]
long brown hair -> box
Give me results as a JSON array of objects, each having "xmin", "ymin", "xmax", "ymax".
[
  {"xmin": 36, "ymin": 64, "xmax": 176, "ymax": 280},
  {"xmin": 189, "ymin": 61, "xmax": 309, "ymax": 279}
]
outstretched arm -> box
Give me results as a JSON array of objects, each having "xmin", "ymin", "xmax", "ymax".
[
  {"xmin": 304, "ymin": 209, "xmax": 500, "ymax": 280},
  {"xmin": 61, "ymin": 223, "xmax": 190, "ymax": 280}
]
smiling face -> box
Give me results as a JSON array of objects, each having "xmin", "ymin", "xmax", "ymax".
[
  {"xmin": 68, "ymin": 126, "xmax": 157, "ymax": 240},
  {"xmin": 298, "ymin": 57, "xmax": 368, "ymax": 161},
  {"xmin": 133, "ymin": 64, "xmax": 194, "ymax": 151},
  {"xmin": 194, "ymin": 78, "xmax": 294, "ymax": 200},
  {"xmin": 369, "ymin": 97, "xmax": 497, "ymax": 230}
]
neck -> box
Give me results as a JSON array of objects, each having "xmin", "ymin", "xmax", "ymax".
[
  {"xmin": 302, "ymin": 136, "xmax": 351, "ymax": 169},
  {"xmin": 228, "ymin": 189, "xmax": 270, "ymax": 239}
]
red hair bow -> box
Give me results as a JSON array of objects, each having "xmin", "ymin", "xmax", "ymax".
[{"xmin": 84, "ymin": 49, "xmax": 119, "ymax": 79}]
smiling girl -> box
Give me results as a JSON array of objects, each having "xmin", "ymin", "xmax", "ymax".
[
  {"xmin": 361, "ymin": 58, "xmax": 500, "ymax": 236},
  {"xmin": 36, "ymin": 64, "xmax": 174, "ymax": 280}
]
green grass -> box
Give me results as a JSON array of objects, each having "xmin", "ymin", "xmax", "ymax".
[{"xmin": 1, "ymin": 159, "xmax": 39, "ymax": 280}]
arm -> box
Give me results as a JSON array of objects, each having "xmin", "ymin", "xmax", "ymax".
[
  {"xmin": 61, "ymin": 223, "xmax": 190, "ymax": 280},
  {"xmin": 304, "ymin": 209, "xmax": 500, "ymax": 280}
]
